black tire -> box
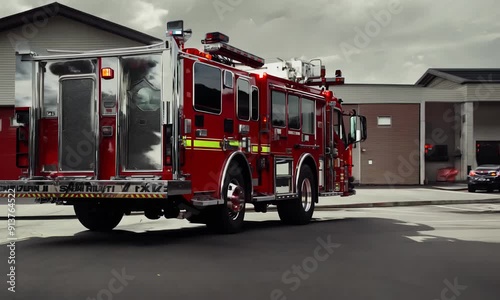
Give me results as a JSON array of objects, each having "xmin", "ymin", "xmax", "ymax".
[
  {"xmin": 468, "ymin": 185, "xmax": 476, "ymax": 193},
  {"xmin": 206, "ymin": 164, "xmax": 247, "ymax": 234},
  {"xmin": 277, "ymin": 164, "xmax": 316, "ymax": 225},
  {"xmin": 74, "ymin": 202, "xmax": 123, "ymax": 232}
]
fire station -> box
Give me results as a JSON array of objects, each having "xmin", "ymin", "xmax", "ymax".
[
  {"xmin": 335, "ymin": 73, "xmax": 500, "ymax": 185},
  {"xmin": 1, "ymin": 2, "xmax": 499, "ymax": 186}
]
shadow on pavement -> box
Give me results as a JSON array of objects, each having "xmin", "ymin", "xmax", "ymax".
[{"xmin": 0, "ymin": 217, "xmax": 499, "ymax": 300}]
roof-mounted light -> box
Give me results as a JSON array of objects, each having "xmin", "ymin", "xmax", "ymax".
[
  {"xmin": 166, "ymin": 20, "xmax": 192, "ymax": 47},
  {"xmin": 166, "ymin": 20, "xmax": 185, "ymax": 37},
  {"xmin": 202, "ymin": 32, "xmax": 229, "ymax": 44}
]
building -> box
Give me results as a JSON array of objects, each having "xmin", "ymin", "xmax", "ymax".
[
  {"xmin": 0, "ymin": 2, "xmax": 161, "ymax": 179},
  {"xmin": 335, "ymin": 69, "xmax": 500, "ymax": 185}
]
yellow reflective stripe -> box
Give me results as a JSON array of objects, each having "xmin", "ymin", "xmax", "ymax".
[
  {"xmin": 228, "ymin": 141, "xmax": 239, "ymax": 147},
  {"xmin": 193, "ymin": 140, "xmax": 221, "ymax": 149},
  {"xmin": 261, "ymin": 146, "xmax": 270, "ymax": 153},
  {"xmin": 252, "ymin": 146, "xmax": 259, "ymax": 152},
  {"xmin": 185, "ymin": 139, "xmax": 192, "ymax": 147}
]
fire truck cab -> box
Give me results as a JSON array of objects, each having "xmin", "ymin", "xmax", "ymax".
[{"xmin": 1, "ymin": 21, "xmax": 367, "ymax": 233}]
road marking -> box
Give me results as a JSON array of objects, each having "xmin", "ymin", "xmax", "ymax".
[
  {"xmin": 405, "ymin": 235, "xmax": 437, "ymax": 242},
  {"xmin": 433, "ymin": 205, "xmax": 484, "ymax": 212},
  {"xmin": 414, "ymin": 219, "xmax": 499, "ymax": 223},
  {"xmin": 395, "ymin": 222, "xmax": 421, "ymax": 226},
  {"xmin": 363, "ymin": 208, "xmax": 445, "ymax": 216}
]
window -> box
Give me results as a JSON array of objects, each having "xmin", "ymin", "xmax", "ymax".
[
  {"xmin": 333, "ymin": 110, "xmax": 342, "ymax": 138},
  {"xmin": 194, "ymin": 63, "xmax": 222, "ymax": 114},
  {"xmin": 302, "ymin": 98, "xmax": 315, "ymax": 134},
  {"xmin": 237, "ymin": 78, "xmax": 250, "ymax": 120},
  {"xmin": 251, "ymin": 86, "xmax": 259, "ymax": 121},
  {"xmin": 377, "ymin": 116, "xmax": 392, "ymax": 126},
  {"xmin": 271, "ymin": 90, "xmax": 286, "ymax": 127},
  {"xmin": 288, "ymin": 94, "xmax": 300, "ymax": 130},
  {"xmin": 224, "ymin": 70, "xmax": 233, "ymax": 88}
]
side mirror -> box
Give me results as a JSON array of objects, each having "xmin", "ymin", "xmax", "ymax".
[{"xmin": 349, "ymin": 115, "xmax": 367, "ymax": 144}]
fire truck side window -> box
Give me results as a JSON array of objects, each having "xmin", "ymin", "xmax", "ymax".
[
  {"xmin": 288, "ymin": 94, "xmax": 300, "ymax": 130},
  {"xmin": 251, "ymin": 86, "xmax": 259, "ymax": 121},
  {"xmin": 237, "ymin": 78, "xmax": 250, "ymax": 120},
  {"xmin": 302, "ymin": 98, "xmax": 315, "ymax": 135},
  {"xmin": 271, "ymin": 90, "xmax": 286, "ymax": 127},
  {"xmin": 333, "ymin": 110, "xmax": 341, "ymax": 137},
  {"xmin": 194, "ymin": 63, "xmax": 222, "ymax": 114}
]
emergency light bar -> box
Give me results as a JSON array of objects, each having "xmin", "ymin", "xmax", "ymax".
[
  {"xmin": 204, "ymin": 42, "xmax": 265, "ymax": 69},
  {"xmin": 202, "ymin": 32, "xmax": 229, "ymax": 44},
  {"xmin": 306, "ymin": 69, "xmax": 345, "ymax": 87}
]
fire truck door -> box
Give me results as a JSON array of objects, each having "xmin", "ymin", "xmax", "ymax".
[
  {"xmin": 119, "ymin": 55, "xmax": 163, "ymax": 172},
  {"xmin": 41, "ymin": 59, "xmax": 99, "ymax": 173},
  {"xmin": 325, "ymin": 104, "xmax": 336, "ymax": 192},
  {"xmin": 59, "ymin": 75, "xmax": 97, "ymax": 172}
]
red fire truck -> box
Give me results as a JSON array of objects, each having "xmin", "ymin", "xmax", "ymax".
[{"xmin": 1, "ymin": 21, "xmax": 366, "ymax": 233}]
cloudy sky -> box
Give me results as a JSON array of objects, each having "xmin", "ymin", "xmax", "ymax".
[{"xmin": 3, "ymin": 0, "xmax": 500, "ymax": 84}]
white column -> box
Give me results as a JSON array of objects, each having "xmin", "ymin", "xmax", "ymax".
[{"xmin": 461, "ymin": 102, "xmax": 475, "ymax": 178}]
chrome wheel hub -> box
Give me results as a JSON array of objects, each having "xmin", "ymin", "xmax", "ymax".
[
  {"xmin": 301, "ymin": 178, "xmax": 312, "ymax": 212},
  {"xmin": 226, "ymin": 180, "xmax": 244, "ymax": 220}
]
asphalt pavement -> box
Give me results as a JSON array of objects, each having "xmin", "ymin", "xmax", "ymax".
[{"xmin": 0, "ymin": 203, "xmax": 499, "ymax": 299}]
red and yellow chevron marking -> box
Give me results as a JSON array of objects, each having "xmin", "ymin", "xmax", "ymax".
[
  {"xmin": 0, "ymin": 193, "xmax": 166, "ymax": 199},
  {"xmin": 121, "ymin": 194, "xmax": 165, "ymax": 199},
  {"xmin": 0, "ymin": 193, "xmax": 60, "ymax": 198}
]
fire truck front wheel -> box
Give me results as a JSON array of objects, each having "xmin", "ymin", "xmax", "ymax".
[
  {"xmin": 206, "ymin": 164, "xmax": 248, "ymax": 234},
  {"xmin": 277, "ymin": 165, "xmax": 316, "ymax": 225},
  {"xmin": 74, "ymin": 202, "xmax": 124, "ymax": 232}
]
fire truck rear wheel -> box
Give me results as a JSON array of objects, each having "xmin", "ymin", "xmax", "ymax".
[
  {"xmin": 206, "ymin": 165, "xmax": 248, "ymax": 234},
  {"xmin": 277, "ymin": 165, "xmax": 316, "ymax": 225},
  {"xmin": 74, "ymin": 202, "xmax": 124, "ymax": 232}
]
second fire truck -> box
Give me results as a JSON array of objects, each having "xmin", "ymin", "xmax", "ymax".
[{"xmin": 1, "ymin": 21, "xmax": 367, "ymax": 233}]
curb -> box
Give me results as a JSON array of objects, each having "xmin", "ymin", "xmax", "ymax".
[
  {"xmin": 313, "ymin": 198, "xmax": 500, "ymax": 210},
  {"xmin": 2, "ymin": 199, "xmax": 500, "ymax": 219}
]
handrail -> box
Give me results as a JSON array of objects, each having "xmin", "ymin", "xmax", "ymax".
[{"xmin": 46, "ymin": 41, "xmax": 166, "ymax": 54}]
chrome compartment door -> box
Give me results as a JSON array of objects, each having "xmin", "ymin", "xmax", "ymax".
[
  {"xmin": 59, "ymin": 75, "xmax": 97, "ymax": 172},
  {"xmin": 119, "ymin": 54, "xmax": 163, "ymax": 172}
]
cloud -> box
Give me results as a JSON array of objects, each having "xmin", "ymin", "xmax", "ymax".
[
  {"xmin": 130, "ymin": 1, "xmax": 169, "ymax": 31},
  {"xmin": 3, "ymin": 0, "xmax": 500, "ymax": 84}
]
